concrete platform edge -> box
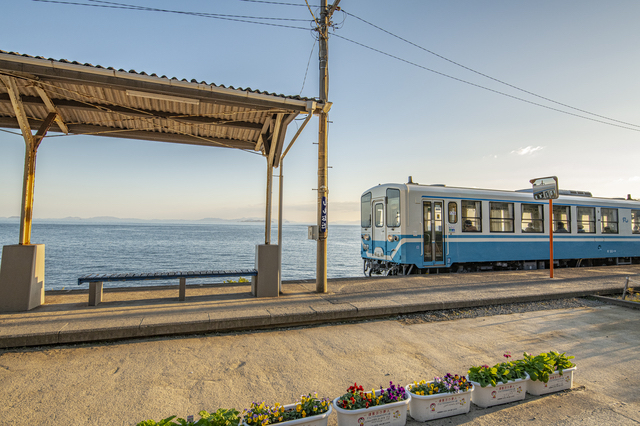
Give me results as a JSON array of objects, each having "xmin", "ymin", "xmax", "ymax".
[{"xmin": 0, "ymin": 286, "xmax": 625, "ymax": 349}]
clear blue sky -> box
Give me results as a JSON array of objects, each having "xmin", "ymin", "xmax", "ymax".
[{"xmin": 1, "ymin": 0, "xmax": 639, "ymax": 224}]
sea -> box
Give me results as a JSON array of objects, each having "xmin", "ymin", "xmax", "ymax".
[{"xmin": 0, "ymin": 221, "xmax": 363, "ymax": 291}]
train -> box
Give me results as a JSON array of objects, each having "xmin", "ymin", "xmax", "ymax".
[{"xmin": 360, "ymin": 178, "xmax": 640, "ymax": 275}]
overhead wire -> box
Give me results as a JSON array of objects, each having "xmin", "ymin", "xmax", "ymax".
[
  {"xmin": 299, "ymin": 40, "xmax": 317, "ymax": 96},
  {"xmin": 341, "ymin": 10, "xmax": 640, "ymax": 130},
  {"xmin": 33, "ymin": 0, "xmax": 314, "ymax": 30},
  {"xmin": 333, "ymin": 34, "xmax": 640, "ymax": 133},
  {"xmin": 29, "ymin": 0, "xmax": 638, "ymax": 131}
]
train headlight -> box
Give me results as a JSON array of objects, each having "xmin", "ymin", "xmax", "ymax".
[
  {"xmin": 362, "ymin": 234, "xmax": 370, "ymax": 241},
  {"xmin": 388, "ymin": 235, "xmax": 399, "ymax": 242}
]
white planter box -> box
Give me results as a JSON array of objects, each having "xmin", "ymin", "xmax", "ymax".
[
  {"xmin": 406, "ymin": 383, "xmax": 473, "ymax": 422},
  {"xmin": 469, "ymin": 375, "xmax": 528, "ymax": 408},
  {"xmin": 527, "ymin": 366, "xmax": 577, "ymax": 396},
  {"xmin": 243, "ymin": 403, "xmax": 332, "ymax": 426},
  {"xmin": 332, "ymin": 390, "xmax": 411, "ymax": 426}
]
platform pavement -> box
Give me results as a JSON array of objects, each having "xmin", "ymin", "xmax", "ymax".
[{"xmin": 0, "ymin": 265, "xmax": 638, "ymax": 349}]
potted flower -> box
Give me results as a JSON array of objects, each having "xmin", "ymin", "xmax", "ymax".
[
  {"xmin": 406, "ymin": 374, "xmax": 473, "ymax": 421},
  {"xmin": 467, "ymin": 352, "xmax": 529, "ymax": 408},
  {"xmin": 137, "ymin": 408, "xmax": 241, "ymax": 426},
  {"xmin": 526, "ymin": 351, "xmax": 576, "ymax": 396},
  {"xmin": 243, "ymin": 393, "xmax": 332, "ymax": 426},
  {"xmin": 333, "ymin": 382, "xmax": 410, "ymax": 426}
]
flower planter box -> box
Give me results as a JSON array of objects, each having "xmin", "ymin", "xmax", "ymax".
[
  {"xmin": 527, "ymin": 366, "xmax": 577, "ymax": 396},
  {"xmin": 406, "ymin": 383, "xmax": 473, "ymax": 422},
  {"xmin": 469, "ymin": 375, "xmax": 528, "ymax": 408},
  {"xmin": 332, "ymin": 391, "xmax": 411, "ymax": 426},
  {"xmin": 243, "ymin": 403, "xmax": 332, "ymax": 426}
]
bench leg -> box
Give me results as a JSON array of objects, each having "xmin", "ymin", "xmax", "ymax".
[
  {"xmin": 179, "ymin": 277, "xmax": 186, "ymax": 301},
  {"xmin": 89, "ymin": 281, "xmax": 103, "ymax": 306}
]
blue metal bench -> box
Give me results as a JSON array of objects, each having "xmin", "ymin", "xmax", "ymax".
[{"xmin": 78, "ymin": 269, "xmax": 258, "ymax": 306}]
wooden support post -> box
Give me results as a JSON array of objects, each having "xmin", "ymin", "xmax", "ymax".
[{"xmin": 1, "ymin": 76, "xmax": 56, "ymax": 245}]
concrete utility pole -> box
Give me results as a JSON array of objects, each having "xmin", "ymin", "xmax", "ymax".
[{"xmin": 316, "ymin": 0, "xmax": 340, "ymax": 293}]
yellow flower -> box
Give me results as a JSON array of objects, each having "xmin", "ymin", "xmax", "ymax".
[
  {"xmin": 302, "ymin": 411, "xmax": 306, "ymax": 418},
  {"xmin": 296, "ymin": 405, "xmax": 301, "ymax": 412}
]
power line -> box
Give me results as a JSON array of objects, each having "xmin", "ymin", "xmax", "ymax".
[
  {"xmin": 300, "ymin": 39, "xmax": 317, "ymax": 95},
  {"xmin": 236, "ymin": 0, "xmax": 319, "ymax": 6},
  {"xmin": 33, "ymin": 0, "xmax": 314, "ymax": 30},
  {"xmin": 342, "ymin": 10, "xmax": 640, "ymax": 130},
  {"xmin": 333, "ymin": 34, "xmax": 640, "ymax": 133}
]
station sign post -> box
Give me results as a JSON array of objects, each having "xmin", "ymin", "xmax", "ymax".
[{"xmin": 530, "ymin": 176, "xmax": 559, "ymax": 278}]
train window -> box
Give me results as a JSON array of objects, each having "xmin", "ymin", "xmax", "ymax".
[
  {"xmin": 375, "ymin": 203, "xmax": 384, "ymax": 228},
  {"xmin": 361, "ymin": 192, "xmax": 372, "ymax": 228},
  {"xmin": 489, "ymin": 202, "xmax": 514, "ymax": 233},
  {"xmin": 553, "ymin": 205, "xmax": 571, "ymax": 233},
  {"xmin": 522, "ymin": 204, "xmax": 544, "ymax": 233},
  {"xmin": 632, "ymin": 210, "xmax": 640, "ymax": 234},
  {"xmin": 461, "ymin": 200, "xmax": 481, "ymax": 232},
  {"xmin": 577, "ymin": 207, "xmax": 595, "ymax": 233},
  {"xmin": 386, "ymin": 188, "xmax": 401, "ymax": 227},
  {"xmin": 448, "ymin": 202, "xmax": 458, "ymax": 224},
  {"xmin": 601, "ymin": 208, "xmax": 618, "ymax": 234}
]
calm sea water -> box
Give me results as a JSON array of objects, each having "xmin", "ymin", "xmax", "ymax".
[{"xmin": 0, "ymin": 222, "xmax": 363, "ymax": 290}]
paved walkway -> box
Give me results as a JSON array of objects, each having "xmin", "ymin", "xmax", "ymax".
[{"xmin": 1, "ymin": 265, "xmax": 638, "ymax": 348}]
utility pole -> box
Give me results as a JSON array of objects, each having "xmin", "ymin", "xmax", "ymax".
[{"xmin": 316, "ymin": 0, "xmax": 340, "ymax": 293}]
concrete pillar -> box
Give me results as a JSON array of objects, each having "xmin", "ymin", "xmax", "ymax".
[
  {"xmin": 252, "ymin": 244, "xmax": 280, "ymax": 298},
  {"xmin": 0, "ymin": 244, "xmax": 45, "ymax": 312},
  {"xmin": 88, "ymin": 281, "xmax": 103, "ymax": 306}
]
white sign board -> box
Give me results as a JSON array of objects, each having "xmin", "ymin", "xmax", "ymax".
[{"xmin": 530, "ymin": 176, "xmax": 559, "ymax": 200}]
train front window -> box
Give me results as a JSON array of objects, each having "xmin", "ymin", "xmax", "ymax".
[
  {"xmin": 553, "ymin": 205, "xmax": 571, "ymax": 233},
  {"xmin": 361, "ymin": 192, "xmax": 372, "ymax": 228},
  {"xmin": 632, "ymin": 210, "xmax": 640, "ymax": 234},
  {"xmin": 386, "ymin": 188, "xmax": 401, "ymax": 228},
  {"xmin": 522, "ymin": 204, "xmax": 544, "ymax": 233},
  {"xmin": 489, "ymin": 202, "xmax": 514, "ymax": 233},
  {"xmin": 374, "ymin": 203, "xmax": 384, "ymax": 227},
  {"xmin": 577, "ymin": 207, "xmax": 595, "ymax": 233},
  {"xmin": 461, "ymin": 200, "xmax": 481, "ymax": 232},
  {"xmin": 601, "ymin": 208, "xmax": 618, "ymax": 234}
]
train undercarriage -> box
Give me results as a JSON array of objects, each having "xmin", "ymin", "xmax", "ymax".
[{"xmin": 363, "ymin": 257, "xmax": 640, "ymax": 276}]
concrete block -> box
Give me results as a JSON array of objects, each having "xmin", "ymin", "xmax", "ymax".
[
  {"xmin": 0, "ymin": 244, "xmax": 45, "ymax": 312},
  {"xmin": 253, "ymin": 244, "xmax": 280, "ymax": 298},
  {"xmin": 88, "ymin": 282, "xmax": 103, "ymax": 306}
]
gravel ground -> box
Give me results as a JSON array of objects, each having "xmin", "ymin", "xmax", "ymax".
[{"xmin": 396, "ymin": 297, "xmax": 606, "ymax": 325}]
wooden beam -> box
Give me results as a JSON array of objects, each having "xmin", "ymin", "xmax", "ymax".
[
  {"xmin": 0, "ymin": 76, "xmax": 34, "ymax": 146},
  {"xmin": 0, "ymin": 117, "xmax": 257, "ymax": 150},
  {"xmin": 33, "ymin": 85, "xmax": 69, "ymax": 134},
  {"xmin": 0, "ymin": 94, "xmax": 264, "ymax": 131},
  {"xmin": 268, "ymin": 113, "xmax": 283, "ymax": 168},
  {"xmin": 33, "ymin": 112, "xmax": 58, "ymax": 150}
]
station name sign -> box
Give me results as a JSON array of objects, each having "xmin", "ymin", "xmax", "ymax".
[{"xmin": 530, "ymin": 176, "xmax": 559, "ymax": 200}]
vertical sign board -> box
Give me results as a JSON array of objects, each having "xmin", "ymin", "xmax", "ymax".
[
  {"xmin": 529, "ymin": 176, "xmax": 559, "ymax": 278},
  {"xmin": 320, "ymin": 196, "xmax": 328, "ymax": 235}
]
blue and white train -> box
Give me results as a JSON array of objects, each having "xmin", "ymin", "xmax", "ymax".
[{"xmin": 361, "ymin": 178, "xmax": 640, "ymax": 275}]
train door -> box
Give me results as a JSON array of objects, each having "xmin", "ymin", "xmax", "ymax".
[
  {"xmin": 423, "ymin": 200, "xmax": 445, "ymax": 265},
  {"xmin": 372, "ymin": 198, "xmax": 386, "ymax": 257}
]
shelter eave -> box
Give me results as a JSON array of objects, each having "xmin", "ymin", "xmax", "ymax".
[{"xmin": 0, "ymin": 117, "xmax": 256, "ymax": 150}]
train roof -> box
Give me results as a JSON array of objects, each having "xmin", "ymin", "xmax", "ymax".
[{"xmin": 362, "ymin": 182, "xmax": 640, "ymax": 207}]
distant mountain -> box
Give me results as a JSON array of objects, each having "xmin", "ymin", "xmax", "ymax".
[{"xmin": 0, "ymin": 216, "xmax": 295, "ymax": 224}]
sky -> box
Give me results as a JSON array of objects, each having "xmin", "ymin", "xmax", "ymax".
[{"xmin": 1, "ymin": 0, "xmax": 639, "ymax": 225}]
